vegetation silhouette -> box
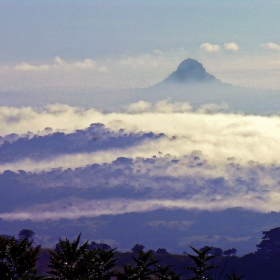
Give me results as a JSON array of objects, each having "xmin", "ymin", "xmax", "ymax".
[
  {"xmin": 18, "ymin": 229, "xmax": 35, "ymax": 241},
  {"xmin": 256, "ymin": 227, "xmax": 280, "ymax": 257},
  {"xmin": 0, "ymin": 235, "xmax": 41, "ymax": 280},
  {"xmin": 4, "ymin": 227, "xmax": 280, "ymax": 279},
  {"xmin": 117, "ymin": 249, "xmax": 183, "ymax": 280},
  {"xmin": 226, "ymin": 271, "xmax": 245, "ymax": 280},
  {"xmin": 47, "ymin": 233, "xmax": 116, "ymax": 280},
  {"xmin": 184, "ymin": 246, "xmax": 217, "ymax": 280}
]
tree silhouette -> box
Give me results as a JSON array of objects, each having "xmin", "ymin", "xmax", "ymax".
[
  {"xmin": 0, "ymin": 236, "xmax": 41, "ymax": 280},
  {"xmin": 185, "ymin": 246, "xmax": 217, "ymax": 280},
  {"xmin": 256, "ymin": 227, "xmax": 280, "ymax": 257},
  {"xmin": 48, "ymin": 234, "xmax": 116, "ymax": 280},
  {"xmin": 155, "ymin": 264, "xmax": 182, "ymax": 280},
  {"xmin": 223, "ymin": 248, "xmax": 237, "ymax": 257},
  {"xmin": 118, "ymin": 249, "xmax": 159, "ymax": 279},
  {"xmin": 18, "ymin": 229, "xmax": 35, "ymax": 242},
  {"xmin": 47, "ymin": 234, "xmax": 90, "ymax": 279},
  {"xmin": 90, "ymin": 247, "xmax": 117, "ymax": 279},
  {"xmin": 199, "ymin": 246, "xmax": 223, "ymax": 256},
  {"xmin": 131, "ymin": 244, "xmax": 145, "ymax": 253}
]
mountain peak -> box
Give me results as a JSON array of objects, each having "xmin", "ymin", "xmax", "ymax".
[{"xmin": 163, "ymin": 58, "xmax": 216, "ymax": 84}]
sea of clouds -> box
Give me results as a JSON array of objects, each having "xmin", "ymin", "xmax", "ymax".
[{"xmin": 1, "ymin": 100, "xmax": 280, "ymax": 221}]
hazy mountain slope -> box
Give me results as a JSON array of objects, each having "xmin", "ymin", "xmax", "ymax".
[
  {"xmin": 162, "ymin": 58, "xmax": 217, "ymax": 84},
  {"xmin": 140, "ymin": 58, "xmax": 280, "ymax": 115}
]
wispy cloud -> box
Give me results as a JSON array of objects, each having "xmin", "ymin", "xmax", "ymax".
[
  {"xmin": 15, "ymin": 63, "xmax": 50, "ymax": 71},
  {"xmin": 0, "ymin": 192, "xmax": 277, "ymax": 221},
  {"xmin": 15, "ymin": 56, "xmax": 98, "ymax": 71},
  {"xmin": 126, "ymin": 100, "xmax": 193, "ymax": 114}
]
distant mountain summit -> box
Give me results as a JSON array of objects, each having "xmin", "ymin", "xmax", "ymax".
[{"xmin": 163, "ymin": 58, "xmax": 216, "ymax": 84}]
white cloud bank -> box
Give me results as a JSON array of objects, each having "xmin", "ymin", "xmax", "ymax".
[
  {"xmin": 1, "ymin": 102, "xmax": 280, "ymax": 170},
  {"xmin": 2, "ymin": 102, "xmax": 280, "ymax": 219}
]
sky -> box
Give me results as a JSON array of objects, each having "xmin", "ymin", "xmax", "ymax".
[
  {"xmin": 1, "ymin": 0, "xmax": 280, "ymax": 91},
  {"xmin": 2, "ymin": 1, "xmax": 280, "ymax": 252}
]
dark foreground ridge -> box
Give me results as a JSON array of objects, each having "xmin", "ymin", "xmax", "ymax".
[
  {"xmin": 163, "ymin": 58, "xmax": 217, "ymax": 84},
  {"xmin": 3, "ymin": 227, "xmax": 280, "ymax": 279}
]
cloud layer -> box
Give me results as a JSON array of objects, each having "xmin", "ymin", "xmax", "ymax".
[
  {"xmin": 1, "ymin": 147, "xmax": 280, "ymax": 221},
  {"xmin": 1, "ymin": 102, "xmax": 280, "ymax": 222},
  {"xmin": 1, "ymin": 102, "xmax": 280, "ymax": 165}
]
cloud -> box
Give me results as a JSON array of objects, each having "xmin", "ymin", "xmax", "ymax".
[
  {"xmin": 15, "ymin": 57, "xmax": 97, "ymax": 71},
  {"xmin": 0, "ymin": 190, "xmax": 278, "ymax": 221},
  {"xmin": 126, "ymin": 101, "xmax": 152, "ymax": 113},
  {"xmin": 98, "ymin": 66, "xmax": 108, "ymax": 72},
  {"xmin": 3, "ymin": 103, "xmax": 280, "ymax": 219},
  {"xmin": 224, "ymin": 42, "xmax": 239, "ymax": 52},
  {"xmin": 2, "ymin": 102, "xmax": 280, "ymax": 169},
  {"xmin": 15, "ymin": 62, "xmax": 50, "ymax": 71},
  {"xmin": 196, "ymin": 102, "xmax": 229, "ymax": 114},
  {"xmin": 199, "ymin": 43, "xmax": 221, "ymax": 53},
  {"xmin": 6, "ymin": 47, "xmax": 280, "ymax": 92},
  {"xmin": 2, "ymin": 151, "xmax": 280, "ymax": 220},
  {"xmin": 72, "ymin": 59, "xmax": 96, "ymax": 69},
  {"xmin": 126, "ymin": 100, "xmax": 192, "ymax": 114},
  {"xmin": 261, "ymin": 42, "xmax": 280, "ymax": 51}
]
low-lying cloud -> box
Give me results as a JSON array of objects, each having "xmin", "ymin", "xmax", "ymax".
[
  {"xmin": 1, "ymin": 102, "xmax": 280, "ymax": 220},
  {"xmin": 0, "ymin": 198, "xmax": 257, "ymax": 221},
  {"xmin": 1, "ymin": 102, "xmax": 280, "ymax": 166}
]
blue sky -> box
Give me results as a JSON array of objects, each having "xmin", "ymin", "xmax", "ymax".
[
  {"xmin": 1, "ymin": 1, "xmax": 280, "ymax": 90},
  {"xmin": 0, "ymin": 0, "xmax": 279, "ymax": 61}
]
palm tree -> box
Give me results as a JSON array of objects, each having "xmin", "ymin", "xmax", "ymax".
[
  {"xmin": 47, "ymin": 234, "xmax": 116, "ymax": 280},
  {"xmin": 47, "ymin": 234, "xmax": 90, "ymax": 280}
]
